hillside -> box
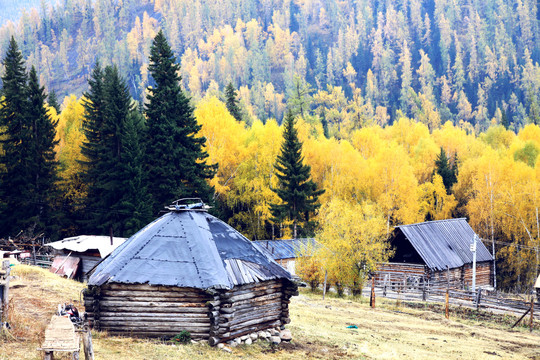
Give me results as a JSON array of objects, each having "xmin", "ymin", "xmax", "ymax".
[
  {"xmin": 1, "ymin": 265, "xmax": 539, "ymax": 359},
  {"xmin": 0, "ymin": 0, "xmax": 41, "ymax": 27},
  {"xmin": 0, "ymin": 0, "xmax": 539, "ymax": 131}
]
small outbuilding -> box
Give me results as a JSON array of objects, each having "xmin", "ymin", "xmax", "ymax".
[
  {"xmin": 46, "ymin": 236, "xmax": 126, "ymax": 281},
  {"xmin": 84, "ymin": 202, "xmax": 297, "ymax": 345},
  {"xmin": 253, "ymin": 239, "xmax": 317, "ymax": 275},
  {"xmin": 378, "ymin": 218, "xmax": 494, "ymax": 290}
]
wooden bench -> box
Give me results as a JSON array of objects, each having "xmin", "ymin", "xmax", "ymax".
[{"xmin": 38, "ymin": 315, "xmax": 80, "ymax": 360}]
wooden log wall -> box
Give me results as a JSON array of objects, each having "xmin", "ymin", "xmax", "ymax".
[
  {"xmin": 462, "ymin": 262, "xmax": 492, "ymax": 288},
  {"xmin": 374, "ymin": 262, "xmax": 493, "ymax": 292},
  {"xmin": 207, "ymin": 279, "xmax": 298, "ymax": 346},
  {"xmin": 84, "ymin": 283, "xmax": 213, "ymax": 339}
]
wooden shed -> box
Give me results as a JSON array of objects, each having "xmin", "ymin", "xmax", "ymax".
[
  {"xmin": 84, "ymin": 202, "xmax": 297, "ymax": 345},
  {"xmin": 46, "ymin": 236, "xmax": 126, "ymax": 281},
  {"xmin": 377, "ymin": 218, "xmax": 494, "ymax": 290}
]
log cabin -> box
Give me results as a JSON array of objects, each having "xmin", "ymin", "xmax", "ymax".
[
  {"xmin": 376, "ymin": 218, "xmax": 494, "ymax": 290},
  {"xmin": 83, "ymin": 201, "xmax": 297, "ymax": 345}
]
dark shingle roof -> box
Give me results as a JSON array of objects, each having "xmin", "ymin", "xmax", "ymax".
[
  {"xmin": 88, "ymin": 210, "xmax": 292, "ymax": 289},
  {"xmin": 396, "ymin": 218, "xmax": 493, "ymax": 271},
  {"xmin": 253, "ymin": 239, "xmax": 318, "ymax": 260}
]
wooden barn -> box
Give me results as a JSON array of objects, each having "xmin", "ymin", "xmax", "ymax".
[
  {"xmin": 84, "ymin": 202, "xmax": 297, "ymax": 345},
  {"xmin": 253, "ymin": 239, "xmax": 317, "ymax": 275},
  {"xmin": 377, "ymin": 218, "xmax": 494, "ymax": 290},
  {"xmin": 46, "ymin": 236, "xmax": 126, "ymax": 281}
]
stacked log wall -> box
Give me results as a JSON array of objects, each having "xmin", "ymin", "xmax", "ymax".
[
  {"xmin": 84, "ymin": 283, "xmax": 213, "ymax": 339},
  {"xmin": 462, "ymin": 262, "xmax": 492, "ymax": 288},
  {"xmin": 208, "ymin": 279, "xmax": 297, "ymax": 345}
]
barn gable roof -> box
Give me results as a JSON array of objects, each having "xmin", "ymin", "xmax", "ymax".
[
  {"xmin": 395, "ymin": 218, "xmax": 494, "ymax": 271},
  {"xmin": 87, "ymin": 210, "xmax": 292, "ymax": 290}
]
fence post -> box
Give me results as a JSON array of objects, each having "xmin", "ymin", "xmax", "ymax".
[
  {"xmin": 476, "ymin": 288, "xmax": 482, "ymax": 311},
  {"xmin": 445, "ymin": 289, "xmax": 449, "ymax": 319},
  {"xmin": 422, "ymin": 277, "xmax": 427, "ymax": 301},
  {"xmin": 370, "ymin": 276, "xmax": 375, "ymax": 308},
  {"xmin": 530, "ymin": 299, "xmax": 534, "ymax": 332},
  {"xmin": 322, "ymin": 270, "xmax": 327, "ymax": 300}
]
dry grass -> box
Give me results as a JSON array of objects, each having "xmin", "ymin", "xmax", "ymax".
[{"xmin": 1, "ymin": 266, "xmax": 539, "ymax": 360}]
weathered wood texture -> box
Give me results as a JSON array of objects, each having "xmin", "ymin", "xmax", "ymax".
[
  {"xmin": 84, "ymin": 279, "xmax": 298, "ymax": 344},
  {"xmin": 374, "ymin": 261, "xmax": 492, "ymax": 291},
  {"xmin": 84, "ymin": 284, "xmax": 213, "ymax": 339},
  {"xmin": 208, "ymin": 279, "xmax": 297, "ymax": 344}
]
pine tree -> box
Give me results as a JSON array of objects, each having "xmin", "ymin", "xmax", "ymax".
[
  {"xmin": 119, "ymin": 110, "xmax": 153, "ymax": 235},
  {"xmin": 0, "ymin": 38, "xmax": 59, "ymax": 238},
  {"xmin": 0, "ymin": 38, "xmax": 34, "ymax": 236},
  {"xmin": 27, "ymin": 66, "xmax": 60, "ymax": 235},
  {"xmin": 270, "ymin": 109, "xmax": 324, "ymax": 238},
  {"xmin": 48, "ymin": 90, "xmax": 61, "ymax": 113},
  {"xmin": 225, "ymin": 82, "xmax": 242, "ymax": 122},
  {"xmin": 81, "ymin": 64, "xmax": 152, "ymax": 236},
  {"xmin": 434, "ymin": 147, "xmax": 457, "ymax": 194},
  {"xmin": 144, "ymin": 30, "xmax": 217, "ymax": 214},
  {"xmin": 80, "ymin": 62, "xmax": 105, "ymax": 230}
]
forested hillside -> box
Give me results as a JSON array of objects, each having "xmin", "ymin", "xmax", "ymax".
[
  {"xmin": 1, "ymin": 0, "xmax": 540, "ymax": 292},
  {"xmin": 0, "ymin": 0, "xmax": 539, "ymax": 133},
  {"xmin": 0, "ymin": 0, "xmax": 41, "ymax": 26}
]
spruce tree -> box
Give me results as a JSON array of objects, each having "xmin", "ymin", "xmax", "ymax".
[
  {"xmin": 0, "ymin": 38, "xmax": 34, "ymax": 236},
  {"xmin": 27, "ymin": 66, "xmax": 60, "ymax": 235},
  {"xmin": 0, "ymin": 38, "xmax": 59, "ymax": 237},
  {"xmin": 270, "ymin": 109, "xmax": 324, "ymax": 238},
  {"xmin": 225, "ymin": 82, "xmax": 242, "ymax": 122},
  {"xmin": 48, "ymin": 90, "xmax": 61, "ymax": 113},
  {"xmin": 144, "ymin": 30, "xmax": 217, "ymax": 213},
  {"xmin": 434, "ymin": 147, "xmax": 457, "ymax": 194},
  {"xmin": 80, "ymin": 64, "xmax": 152, "ymax": 236}
]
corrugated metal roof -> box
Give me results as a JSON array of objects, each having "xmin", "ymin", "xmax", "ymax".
[
  {"xmin": 46, "ymin": 236, "xmax": 127, "ymax": 258},
  {"xmin": 396, "ymin": 218, "xmax": 494, "ymax": 271},
  {"xmin": 88, "ymin": 211, "xmax": 292, "ymax": 290},
  {"xmin": 253, "ymin": 239, "xmax": 318, "ymax": 260}
]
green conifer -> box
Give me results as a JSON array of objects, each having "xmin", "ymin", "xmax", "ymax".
[
  {"xmin": 144, "ymin": 30, "xmax": 217, "ymax": 213},
  {"xmin": 225, "ymin": 82, "xmax": 242, "ymax": 122},
  {"xmin": 0, "ymin": 38, "xmax": 35, "ymax": 236},
  {"xmin": 270, "ymin": 109, "xmax": 324, "ymax": 238},
  {"xmin": 48, "ymin": 90, "xmax": 61, "ymax": 113},
  {"xmin": 27, "ymin": 66, "xmax": 60, "ymax": 235},
  {"xmin": 0, "ymin": 38, "xmax": 59, "ymax": 237},
  {"xmin": 434, "ymin": 147, "xmax": 457, "ymax": 194}
]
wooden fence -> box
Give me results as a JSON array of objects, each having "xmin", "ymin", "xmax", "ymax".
[{"xmin": 362, "ymin": 268, "xmax": 540, "ymax": 321}]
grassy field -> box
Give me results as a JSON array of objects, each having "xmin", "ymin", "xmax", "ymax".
[{"xmin": 1, "ymin": 265, "xmax": 539, "ymax": 360}]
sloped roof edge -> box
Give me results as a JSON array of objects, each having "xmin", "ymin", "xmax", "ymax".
[{"xmin": 395, "ymin": 218, "xmax": 494, "ymax": 271}]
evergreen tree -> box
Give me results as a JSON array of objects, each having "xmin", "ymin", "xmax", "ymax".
[
  {"xmin": 320, "ymin": 108, "xmax": 329, "ymax": 139},
  {"xmin": 270, "ymin": 109, "xmax": 324, "ymax": 238},
  {"xmin": 434, "ymin": 147, "xmax": 457, "ymax": 194},
  {"xmin": 0, "ymin": 38, "xmax": 34, "ymax": 236},
  {"xmin": 225, "ymin": 82, "xmax": 242, "ymax": 122},
  {"xmin": 144, "ymin": 30, "xmax": 217, "ymax": 214},
  {"xmin": 80, "ymin": 62, "xmax": 105, "ymax": 230},
  {"xmin": 27, "ymin": 66, "xmax": 60, "ymax": 235},
  {"xmin": 501, "ymin": 108, "xmax": 509, "ymax": 129},
  {"xmin": 48, "ymin": 90, "xmax": 61, "ymax": 113},
  {"xmin": 0, "ymin": 38, "xmax": 59, "ymax": 238},
  {"xmin": 81, "ymin": 64, "xmax": 152, "ymax": 236},
  {"xmin": 119, "ymin": 110, "xmax": 153, "ymax": 235}
]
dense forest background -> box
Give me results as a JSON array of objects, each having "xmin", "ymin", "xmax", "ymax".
[
  {"xmin": 1, "ymin": 0, "xmax": 540, "ymax": 292},
  {"xmin": 1, "ymin": 0, "xmax": 539, "ymax": 133}
]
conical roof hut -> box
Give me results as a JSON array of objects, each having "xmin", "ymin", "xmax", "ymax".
[{"xmin": 84, "ymin": 202, "xmax": 298, "ymax": 345}]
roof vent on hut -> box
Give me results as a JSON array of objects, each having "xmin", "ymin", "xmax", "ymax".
[{"xmin": 84, "ymin": 199, "xmax": 298, "ymax": 345}]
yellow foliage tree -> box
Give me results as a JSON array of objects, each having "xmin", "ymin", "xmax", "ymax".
[{"xmin": 315, "ymin": 198, "xmax": 391, "ymax": 296}]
